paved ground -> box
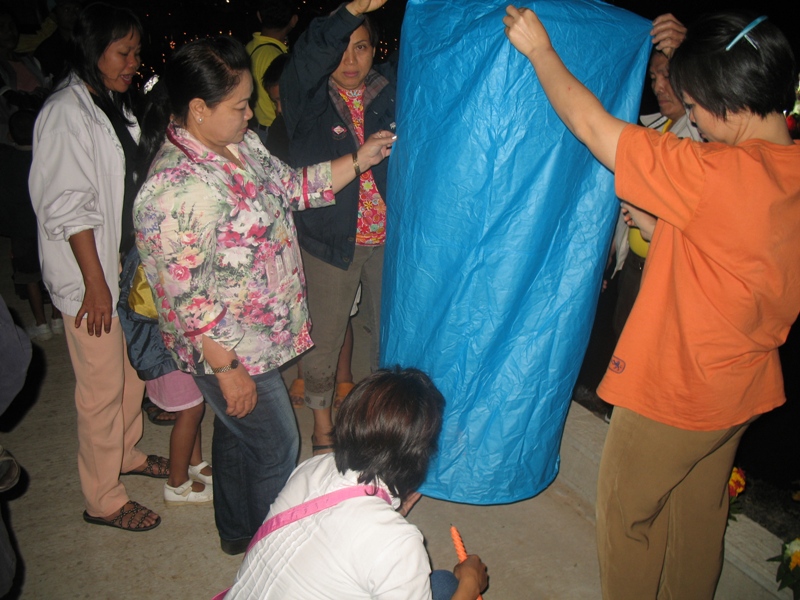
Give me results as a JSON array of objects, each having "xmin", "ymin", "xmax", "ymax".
[{"xmin": 0, "ymin": 235, "xmax": 791, "ymax": 599}]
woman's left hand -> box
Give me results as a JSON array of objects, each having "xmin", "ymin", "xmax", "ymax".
[{"xmin": 356, "ymin": 130, "xmax": 397, "ymax": 171}]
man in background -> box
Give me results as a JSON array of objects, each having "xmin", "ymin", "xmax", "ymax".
[{"xmin": 246, "ymin": 0, "xmax": 297, "ymax": 146}]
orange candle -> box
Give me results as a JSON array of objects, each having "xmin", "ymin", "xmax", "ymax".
[{"xmin": 450, "ymin": 524, "xmax": 468, "ymax": 562}]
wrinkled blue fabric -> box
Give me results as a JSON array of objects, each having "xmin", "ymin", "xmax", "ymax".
[{"xmin": 381, "ymin": 0, "xmax": 652, "ymax": 504}]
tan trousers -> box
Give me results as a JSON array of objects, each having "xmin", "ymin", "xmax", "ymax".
[
  {"xmin": 596, "ymin": 407, "xmax": 750, "ymax": 600},
  {"xmin": 63, "ymin": 316, "xmax": 146, "ymax": 517}
]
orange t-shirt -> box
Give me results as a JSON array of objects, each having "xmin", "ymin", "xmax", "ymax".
[{"xmin": 597, "ymin": 126, "xmax": 800, "ymax": 431}]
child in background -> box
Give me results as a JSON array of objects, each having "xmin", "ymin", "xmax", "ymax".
[
  {"xmin": 118, "ymin": 249, "xmax": 212, "ymax": 506},
  {"xmin": 0, "ymin": 109, "xmax": 62, "ymax": 340}
]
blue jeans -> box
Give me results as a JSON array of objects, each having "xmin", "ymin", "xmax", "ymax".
[
  {"xmin": 430, "ymin": 570, "xmax": 459, "ymax": 599},
  {"xmin": 193, "ymin": 369, "xmax": 299, "ymax": 543}
]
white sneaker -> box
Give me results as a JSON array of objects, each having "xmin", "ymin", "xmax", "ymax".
[
  {"xmin": 26, "ymin": 323, "xmax": 52, "ymax": 341},
  {"xmin": 164, "ymin": 479, "xmax": 213, "ymax": 506},
  {"xmin": 50, "ymin": 318, "xmax": 64, "ymax": 334},
  {"xmin": 188, "ymin": 461, "xmax": 213, "ymax": 485}
]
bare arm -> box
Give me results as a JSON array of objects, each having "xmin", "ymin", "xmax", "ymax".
[
  {"xmin": 68, "ymin": 229, "xmax": 112, "ymax": 336},
  {"xmin": 503, "ymin": 6, "xmax": 627, "ymax": 172}
]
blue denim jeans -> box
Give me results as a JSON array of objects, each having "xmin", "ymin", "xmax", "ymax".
[
  {"xmin": 193, "ymin": 369, "xmax": 299, "ymax": 544},
  {"xmin": 430, "ymin": 570, "xmax": 459, "ymax": 599}
]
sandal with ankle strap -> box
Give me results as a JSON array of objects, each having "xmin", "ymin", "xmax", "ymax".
[
  {"xmin": 121, "ymin": 454, "xmax": 170, "ymax": 479},
  {"xmin": 83, "ymin": 500, "xmax": 161, "ymax": 532}
]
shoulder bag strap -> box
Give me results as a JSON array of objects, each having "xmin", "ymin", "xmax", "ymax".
[{"xmin": 212, "ymin": 484, "xmax": 392, "ymax": 600}]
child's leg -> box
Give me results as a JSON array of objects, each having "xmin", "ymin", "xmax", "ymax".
[
  {"xmin": 168, "ymin": 402, "xmax": 206, "ymax": 492},
  {"xmin": 188, "ymin": 404, "xmax": 212, "ymax": 479}
]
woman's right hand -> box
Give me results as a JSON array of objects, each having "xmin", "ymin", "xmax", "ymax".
[
  {"xmin": 216, "ymin": 366, "xmax": 257, "ymax": 418},
  {"xmin": 356, "ymin": 130, "xmax": 397, "ymax": 171},
  {"xmin": 77, "ymin": 278, "xmax": 113, "ymax": 336},
  {"xmin": 453, "ymin": 555, "xmax": 489, "ymax": 600},
  {"xmin": 503, "ymin": 6, "xmax": 553, "ymax": 61}
]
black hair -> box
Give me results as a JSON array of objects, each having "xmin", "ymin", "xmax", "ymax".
[
  {"xmin": 361, "ymin": 14, "xmax": 380, "ymax": 49},
  {"xmin": 256, "ymin": 0, "xmax": 295, "ymax": 30},
  {"xmin": 136, "ymin": 36, "xmax": 251, "ymax": 182},
  {"xmin": 262, "ymin": 52, "xmax": 289, "ymax": 90},
  {"xmin": 67, "ymin": 2, "xmax": 142, "ymax": 122},
  {"xmin": 333, "ymin": 367, "xmax": 445, "ymax": 502},
  {"xmin": 8, "ymin": 109, "xmax": 35, "ymax": 146},
  {"xmin": 670, "ymin": 12, "xmax": 797, "ymax": 119}
]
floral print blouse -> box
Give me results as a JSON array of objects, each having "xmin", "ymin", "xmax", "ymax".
[{"xmin": 133, "ymin": 123, "xmax": 334, "ymax": 376}]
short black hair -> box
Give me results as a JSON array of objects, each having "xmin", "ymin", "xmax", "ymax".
[
  {"xmin": 256, "ymin": 0, "xmax": 295, "ymax": 30},
  {"xmin": 68, "ymin": 3, "xmax": 142, "ymax": 120},
  {"xmin": 361, "ymin": 14, "xmax": 380, "ymax": 48},
  {"xmin": 670, "ymin": 12, "xmax": 797, "ymax": 119},
  {"xmin": 262, "ymin": 52, "xmax": 289, "ymax": 90},
  {"xmin": 333, "ymin": 367, "xmax": 445, "ymax": 501}
]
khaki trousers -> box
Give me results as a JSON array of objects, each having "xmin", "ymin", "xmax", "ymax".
[
  {"xmin": 63, "ymin": 316, "xmax": 146, "ymax": 517},
  {"xmin": 300, "ymin": 246, "xmax": 384, "ymax": 409},
  {"xmin": 597, "ymin": 407, "xmax": 750, "ymax": 600}
]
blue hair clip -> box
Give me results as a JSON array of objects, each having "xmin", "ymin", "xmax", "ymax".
[{"xmin": 725, "ymin": 16, "xmax": 767, "ymax": 51}]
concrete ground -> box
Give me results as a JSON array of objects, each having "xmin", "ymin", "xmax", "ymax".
[{"xmin": 0, "ymin": 236, "xmax": 790, "ymax": 599}]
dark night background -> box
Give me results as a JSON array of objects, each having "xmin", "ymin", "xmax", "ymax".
[{"xmin": 5, "ymin": 0, "xmax": 799, "ymax": 527}]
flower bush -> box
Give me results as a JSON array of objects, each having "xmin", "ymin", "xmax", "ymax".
[
  {"xmin": 768, "ymin": 538, "xmax": 800, "ymax": 599},
  {"xmin": 728, "ymin": 467, "xmax": 746, "ymax": 521}
]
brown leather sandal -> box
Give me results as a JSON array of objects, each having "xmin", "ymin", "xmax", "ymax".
[
  {"xmin": 121, "ymin": 454, "xmax": 170, "ymax": 479},
  {"xmin": 83, "ymin": 500, "xmax": 161, "ymax": 532}
]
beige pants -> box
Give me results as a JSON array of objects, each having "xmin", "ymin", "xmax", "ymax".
[
  {"xmin": 596, "ymin": 406, "xmax": 750, "ymax": 600},
  {"xmin": 63, "ymin": 316, "xmax": 146, "ymax": 517}
]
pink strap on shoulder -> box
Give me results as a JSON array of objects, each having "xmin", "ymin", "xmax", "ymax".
[{"xmin": 212, "ymin": 485, "xmax": 392, "ymax": 600}]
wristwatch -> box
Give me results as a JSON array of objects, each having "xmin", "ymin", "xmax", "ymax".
[{"xmin": 211, "ymin": 358, "xmax": 239, "ymax": 374}]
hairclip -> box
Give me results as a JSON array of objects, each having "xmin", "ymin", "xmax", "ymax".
[
  {"xmin": 143, "ymin": 75, "xmax": 159, "ymax": 95},
  {"xmin": 725, "ymin": 16, "xmax": 767, "ymax": 51}
]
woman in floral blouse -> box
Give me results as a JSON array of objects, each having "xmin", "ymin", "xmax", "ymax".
[{"xmin": 133, "ymin": 36, "xmax": 394, "ymax": 555}]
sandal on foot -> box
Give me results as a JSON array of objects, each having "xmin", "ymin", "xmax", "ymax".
[
  {"xmin": 83, "ymin": 500, "xmax": 161, "ymax": 532},
  {"xmin": 143, "ymin": 399, "xmax": 177, "ymax": 426},
  {"xmin": 333, "ymin": 382, "xmax": 355, "ymax": 409},
  {"xmin": 164, "ymin": 479, "xmax": 213, "ymax": 506},
  {"xmin": 288, "ymin": 378, "xmax": 305, "ymax": 407},
  {"xmin": 311, "ymin": 433, "xmax": 334, "ymax": 456},
  {"xmin": 122, "ymin": 454, "xmax": 170, "ymax": 479},
  {"xmin": 188, "ymin": 461, "xmax": 213, "ymax": 485}
]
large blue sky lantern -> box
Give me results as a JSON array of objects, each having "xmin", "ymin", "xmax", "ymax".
[{"xmin": 382, "ymin": 0, "xmax": 652, "ymax": 504}]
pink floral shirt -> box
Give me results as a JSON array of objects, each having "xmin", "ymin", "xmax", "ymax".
[{"xmin": 133, "ymin": 124, "xmax": 334, "ymax": 376}]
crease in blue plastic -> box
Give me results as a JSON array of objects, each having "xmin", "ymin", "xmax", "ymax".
[{"xmin": 382, "ymin": 0, "xmax": 652, "ymax": 504}]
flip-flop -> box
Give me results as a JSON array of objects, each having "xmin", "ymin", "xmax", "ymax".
[
  {"xmin": 142, "ymin": 398, "xmax": 176, "ymax": 426},
  {"xmin": 121, "ymin": 454, "xmax": 170, "ymax": 479},
  {"xmin": 83, "ymin": 500, "xmax": 161, "ymax": 532}
]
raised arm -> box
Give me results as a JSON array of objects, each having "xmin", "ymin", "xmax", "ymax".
[{"xmin": 502, "ymin": 6, "xmax": 627, "ymax": 172}]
